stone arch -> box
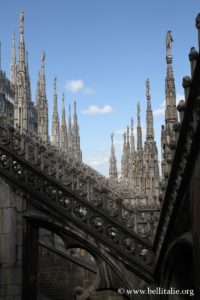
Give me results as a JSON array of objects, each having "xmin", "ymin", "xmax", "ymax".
[
  {"xmin": 23, "ymin": 215, "xmax": 137, "ymax": 300},
  {"xmin": 159, "ymin": 232, "xmax": 194, "ymax": 299}
]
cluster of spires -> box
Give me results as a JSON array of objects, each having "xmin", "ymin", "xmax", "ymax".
[
  {"xmin": 109, "ymin": 79, "xmax": 160, "ymax": 204},
  {"xmin": 109, "ymin": 30, "xmax": 178, "ymax": 205},
  {"xmin": 0, "ymin": 11, "xmax": 178, "ymax": 197},
  {"xmin": 6, "ymin": 11, "xmax": 82, "ymax": 161}
]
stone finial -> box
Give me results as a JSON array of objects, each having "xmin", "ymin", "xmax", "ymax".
[
  {"xmin": 182, "ymin": 76, "xmax": 191, "ymax": 102},
  {"xmin": 189, "ymin": 47, "xmax": 199, "ymax": 61},
  {"xmin": 195, "ymin": 13, "xmax": 200, "ymax": 50},
  {"xmin": 177, "ymin": 100, "xmax": 185, "ymax": 123},
  {"xmin": 189, "ymin": 47, "xmax": 198, "ymax": 77},
  {"xmin": 137, "ymin": 102, "xmax": 140, "ymax": 122}
]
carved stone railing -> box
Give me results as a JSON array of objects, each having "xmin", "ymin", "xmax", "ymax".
[
  {"xmin": 0, "ymin": 124, "xmax": 155, "ymax": 282},
  {"xmin": 0, "ymin": 120, "xmax": 156, "ymax": 240},
  {"xmin": 153, "ymin": 33, "xmax": 200, "ymax": 264}
]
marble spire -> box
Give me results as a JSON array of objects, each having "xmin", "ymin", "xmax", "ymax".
[
  {"xmin": 18, "ymin": 11, "xmax": 25, "ymax": 71},
  {"xmin": 130, "ymin": 117, "xmax": 135, "ymax": 154},
  {"xmin": 109, "ymin": 133, "xmax": 118, "ymax": 181},
  {"xmin": 72, "ymin": 100, "xmax": 82, "ymax": 161},
  {"xmin": 145, "ymin": 78, "xmax": 154, "ymax": 140},
  {"xmin": 51, "ymin": 77, "xmax": 60, "ymax": 149},
  {"xmin": 137, "ymin": 102, "xmax": 143, "ymax": 151},
  {"xmin": 60, "ymin": 93, "xmax": 68, "ymax": 154},
  {"xmin": 36, "ymin": 51, "xmax": 48, "ymax": 143}
]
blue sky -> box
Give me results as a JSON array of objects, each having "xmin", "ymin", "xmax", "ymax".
[{"xmin": 0, "ymin": 1, "xmax": 199, "ymax": 175}]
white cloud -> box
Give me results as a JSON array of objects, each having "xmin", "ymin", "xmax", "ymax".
[
  {"xmin": 65, "ymin": 79, "xmax": 94, "ymax": 95},
  {"xmin": 65, "ymin": 79, "xmax": 84, "ymax": 93},
  {"xmin": 153, "ymin": 100, "xmax": 165, "ymax": 117},
  {"xmin": 81, "ymin": 105, "xmax": 113, "ymax": 115}
]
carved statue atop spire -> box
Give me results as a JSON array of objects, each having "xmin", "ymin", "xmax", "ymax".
[
  {"xmin": 54, "ymin": 76, "xmax": 57, "ymax": 91},
  {"xmin": 137, "ymin": 102, "xmax": 140, "ymax": 122},
  {"xmin": 41, "ymin": 51, "xmax": 45, "ymax": 73},
  {"xmin": 166, "ymin": 31, "xmax": 173, "ymax": 64},
  {"xmin": 146, "ymin": 78, "xmax": 150, "ymax": 99},
  {"xmin": 111, "ymin": 132, "xmax": 114, "ymax": 143},
  {"xmin": 74, "ymin": 100, "xmax": 77, "ymax": 115},
  {"xmin": 109, "ymin": 133, "xmax": 118, "ymax": 182},
  {"xmin": 42, "ymin": 50, "xmax": 45, "ymax": 63},
  {"xmin": 20, "ymin": 11, "xmax": 24, "ymax": 34},
  {"xmin": 166, "ymin": 31, "xmax": 173, "ymax": 53},
  {"xmin": 62, "ymin": 93, "xmax": 65, "ymax": 106}
]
